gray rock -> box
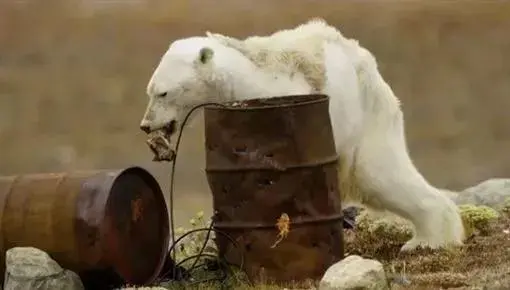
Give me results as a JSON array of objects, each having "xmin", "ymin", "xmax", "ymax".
[
  {"xmin": 4, "ymin": 247, "xmax": 84, "ymax": 290},
  {"xmin": 453, "ymin": 178, "xmax": 510, "ymax": 210},
  {"xmin": 319, "ymin": 255, "xmax": 389, "ymax": 290}
]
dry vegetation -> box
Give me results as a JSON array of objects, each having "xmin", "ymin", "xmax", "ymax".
[
  {"xmin": 152, "ymin": 206, "xmax": 510, "ymax": 289},
  {"xmin": 346, "ymin": 206, "xmax": 510, "ymax": 289},
  {"xmin": 2, "ymin": 0, "xmax": 510, "ymax": 289}
]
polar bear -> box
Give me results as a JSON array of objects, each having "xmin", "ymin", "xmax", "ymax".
[{"xmin": 139, "ymin": 18, "xmax": 465, "ymax": 251}]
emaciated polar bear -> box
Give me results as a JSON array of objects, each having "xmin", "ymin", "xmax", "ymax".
[{"xmin": 139, "ymin": 18, "xmax": 465, "ymax": 251}]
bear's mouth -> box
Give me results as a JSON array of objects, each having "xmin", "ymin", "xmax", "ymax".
[
  {"xmin": 162, "ymin": 120, "xmax": 177, "ymax": 137},
  {"xmin": 145, "ymin": 121, "xmax": 177, "ymax": 162}
]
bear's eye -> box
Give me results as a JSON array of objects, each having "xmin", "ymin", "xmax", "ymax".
[{"xmin": 157, "ymin": 92, "xmax": 168, "ymax": 98}]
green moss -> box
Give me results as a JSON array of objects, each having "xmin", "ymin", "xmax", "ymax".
[
  {"xmin": 502, "ymin": 198, "xmax": 510, "ymax": 216},
  {"xmin": 347, "ymin": 204, "xmax": 502, "ymax": 260},
  {"xmin": 355, "ymin": 210, "xmax": 413, "ymax": 241},
  {"xmin": 345, "ymin": 210, "xmax": 413, "ymax": 260},
  {"xmin": 459, "ymin": 204, "xmax": 499, "ymax": 236}
]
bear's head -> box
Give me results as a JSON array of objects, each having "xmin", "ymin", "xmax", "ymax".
[{"xmin": 139, "ymin": 36, "xmax": 246, "ymax": 161}]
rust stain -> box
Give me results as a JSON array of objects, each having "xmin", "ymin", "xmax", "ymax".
[
  {"xmin": 271, "ymin": 213, "xmax": 290, "ymax": 249},
  {"xmin": 131, "ymin": 197, "xmax": 143, "ymax": 223},
  {"xmin": 0, "ymin": 167, "xmax": 169, "ymax": 287},
  {"xmin": 204, "ymin": 94, "xmax": 344, "ymax": 284}
]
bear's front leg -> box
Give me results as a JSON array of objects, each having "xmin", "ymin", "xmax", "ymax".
[{"xmin": 351, "ymin": 121, "xmax": 465, "ymax": 251}]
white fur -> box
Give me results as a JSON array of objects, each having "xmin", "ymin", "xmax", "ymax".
[{"xmin": 140, "ymin": 19, "xmax": 465, "ymax": 251}]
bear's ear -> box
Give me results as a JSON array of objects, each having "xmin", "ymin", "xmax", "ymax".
[
  {"xmin": 198, "ymin": 47, "xmax": 214, "ymax": 64},
  {"xmin": 207, "ymin": 32, "xmax": 248, "ymax": 55}
]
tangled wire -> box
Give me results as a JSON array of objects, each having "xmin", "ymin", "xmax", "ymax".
[{"xmin": 153, "ymin": 102, "xmax": 251, "ymax": 288}]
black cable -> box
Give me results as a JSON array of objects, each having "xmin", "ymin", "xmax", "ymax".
[
  {"xmin": 167, "ymin": 102, "xmax": 227, "ymax": 277},
  {"xmin": 187, "ymin": 215, "xmax": 214, "ymax": 272},
  {"xmin": 159, "ymin": 102, "xmax": 251, "ymax": 287}
]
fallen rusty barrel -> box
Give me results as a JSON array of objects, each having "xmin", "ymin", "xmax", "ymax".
[
  {"xmin": 204, "ymin": 94, "xmax": 344, "ymax": 284},
  {"xmin": 0, "ymin": 166, "xmax": 169, "ymax": 287}
]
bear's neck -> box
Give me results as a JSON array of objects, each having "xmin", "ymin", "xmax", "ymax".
[{"xmin": 219, "ymin": 60, "xmax": 313, "ymax": 102}]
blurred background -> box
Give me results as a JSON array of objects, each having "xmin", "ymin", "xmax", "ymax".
[{"xmin": 1, "ymin": 0, "xmax": 509, "ymax": 226}]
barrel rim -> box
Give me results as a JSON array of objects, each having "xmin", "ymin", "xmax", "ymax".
[
  {"xmin": 108, "ymin": 166, "xmax": 170, "ymax": 285},
  {"xmin": 205, "ymin": 94, "xmax": 329, "ymax": 111}
]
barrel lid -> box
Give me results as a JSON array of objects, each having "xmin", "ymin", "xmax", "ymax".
[
  {"xmin": 205, "ymin": 94, "xmax": 329, "ymax": 111},
  {"xmin": 102, "ymin": 167, "xmax": 169, "ymax": 285}
]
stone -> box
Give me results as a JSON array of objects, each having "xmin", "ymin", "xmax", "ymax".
[
  {"xmin": 319, "ymin": 255, "xmax": 389, "ymax": 290},
  {"xmin": 4, "ymin": 247, "xmax": 84, "ymax": 290},
  {"xmin": 453, "ymin": 178, "xmax": 510, "ymax": 211}
]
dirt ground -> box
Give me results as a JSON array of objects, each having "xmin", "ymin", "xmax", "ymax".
[
  {"xmin": 145, "ymin": 212, "xmax": 510, "ymax": 289},
  {"xmin": 344, "ymin": 210, "xmax": 510, "ymax": 289},
  {"xmin": 2, "ymin": 0, "xmax": 510, "ymax": 227}
]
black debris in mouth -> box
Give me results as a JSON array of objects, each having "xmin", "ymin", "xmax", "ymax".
[{"xmin": 163, "ymin": 120, "xmax": 177, "ymax": 137}]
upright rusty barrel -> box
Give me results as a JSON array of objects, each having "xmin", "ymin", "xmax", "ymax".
[
  {"xmin": 204, "ymin": 94, "xmax": 344, "ymax": 284},
  {"xmin": 0, "ymin": 166, "xmax": 169, "ymax": 287}
]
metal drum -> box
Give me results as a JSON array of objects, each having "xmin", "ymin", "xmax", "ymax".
[
  {"xmin": 0, "ymin": 166, "xmax": 169, "ymax": 287},
  {"xmin": 204, "ymin": 94, "xmax": 344, "ymax": 284}
]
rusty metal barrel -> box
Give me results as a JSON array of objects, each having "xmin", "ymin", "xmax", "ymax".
[
  {"xmin": 204, "ymin": 94, "xmax": 344, "ymax": 284},
  {"xmin": 0, "ymin": 166, "xmax": 169, "ymax": 287}
]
